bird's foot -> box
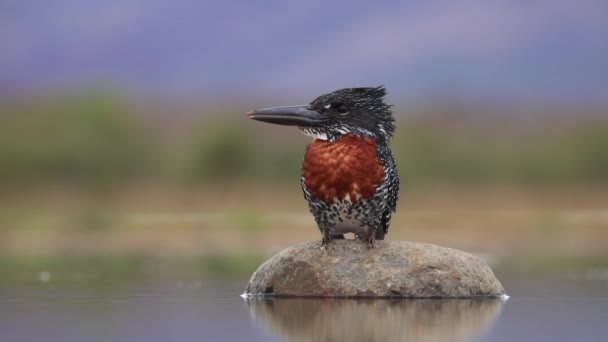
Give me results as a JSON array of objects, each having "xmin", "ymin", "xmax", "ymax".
[
  {"xmin": 360, "ymin": 230, "xmax": 376, "ymax": 248},
  {"xmin": 366, "ymin": 237, "xmax": 375, "ymax": 248},
  {"xmin": 321, "ymin": 231, "xmax": 333, "ymax": 247},
  {"xmin": 354, "ymin": 229, "xmax": 376, "ymax": 248}
]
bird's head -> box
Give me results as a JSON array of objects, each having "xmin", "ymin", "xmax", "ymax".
[{"xmin": 246, "ymin": 86, "xmax": 394, "ymax": 143}]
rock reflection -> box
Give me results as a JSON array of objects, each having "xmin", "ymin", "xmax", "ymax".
[{"xmin": 247, "ymin": 298, "xmax": 503, "ymax": 342}]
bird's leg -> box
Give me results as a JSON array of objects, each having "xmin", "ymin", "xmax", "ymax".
[
  {"xmin": 365, "ymin": 235, "xmax": 375, "ymax": 248},
  {"xmin": 321, "ymin": 227, "xmax": 333, "ymax": 246}
]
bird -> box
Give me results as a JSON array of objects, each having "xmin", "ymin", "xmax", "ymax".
[{"xmin": 246, "ymin": 86, "xmax": 399, "ymax": 247}]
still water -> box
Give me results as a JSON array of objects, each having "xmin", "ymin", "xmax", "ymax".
[{"xmin": 0, "ymin": 258, "xmax": 606, "ymax": 342}]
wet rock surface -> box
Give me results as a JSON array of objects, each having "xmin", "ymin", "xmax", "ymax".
[{"xmin": 245, "ymin": 240, "xmax": 505, "ymax": 298}]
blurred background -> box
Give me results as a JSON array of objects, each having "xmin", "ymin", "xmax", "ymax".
[{"xmin": 1, "ymin": 0, "xmax": 607, "ymax": 283}]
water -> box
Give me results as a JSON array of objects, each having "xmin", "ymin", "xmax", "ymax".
[{"xmin": 0, "ymin": 259, "xmax": 606, "ymax": 342}]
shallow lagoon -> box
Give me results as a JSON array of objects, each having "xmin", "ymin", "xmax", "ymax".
[{"xmin": 0, "ymin": 257, "xmax": 606, "ymax": 342}]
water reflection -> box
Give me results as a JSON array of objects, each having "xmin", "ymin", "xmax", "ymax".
[{"xmin": 248, "ymin": 298, "xmax": 503, "ymax": 342}]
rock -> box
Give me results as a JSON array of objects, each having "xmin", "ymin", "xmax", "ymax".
[{"xmin": 245, "ymin": 240, "xmax": 505, "ymax": 298}]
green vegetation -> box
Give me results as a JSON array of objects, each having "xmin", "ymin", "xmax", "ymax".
[
  {"xmin": 393, "ymin": 123, "xmax": 608, "ymax": 184},
  {"xmin": 1, "ymin": 94, "xmax": 607, "ymax": 188},
  {"xmin": 0, "ymin": 94, "xmax": 152, "ymax": 186},
  {"xmin": 1, "ymin": 94, "xmax": 606, "ymax": 260}
]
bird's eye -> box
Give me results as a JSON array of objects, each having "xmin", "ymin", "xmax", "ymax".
[{"xmin": 331, "ymin": 102, "xmax": 348, "ymax": 114}]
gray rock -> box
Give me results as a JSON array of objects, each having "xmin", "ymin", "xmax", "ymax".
[{"xmin": 245, "ymin": 240, "xmax": 505, "ymax": 298}]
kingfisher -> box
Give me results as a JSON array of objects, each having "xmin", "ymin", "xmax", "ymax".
[{"xmin": 247, "ymin": 86, "xmax": 399, "ymax": 247}]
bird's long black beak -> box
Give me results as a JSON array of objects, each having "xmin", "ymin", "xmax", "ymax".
[{"xmin": 246, "ymin": 105, "xmax": 328, "ymax": 127}]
